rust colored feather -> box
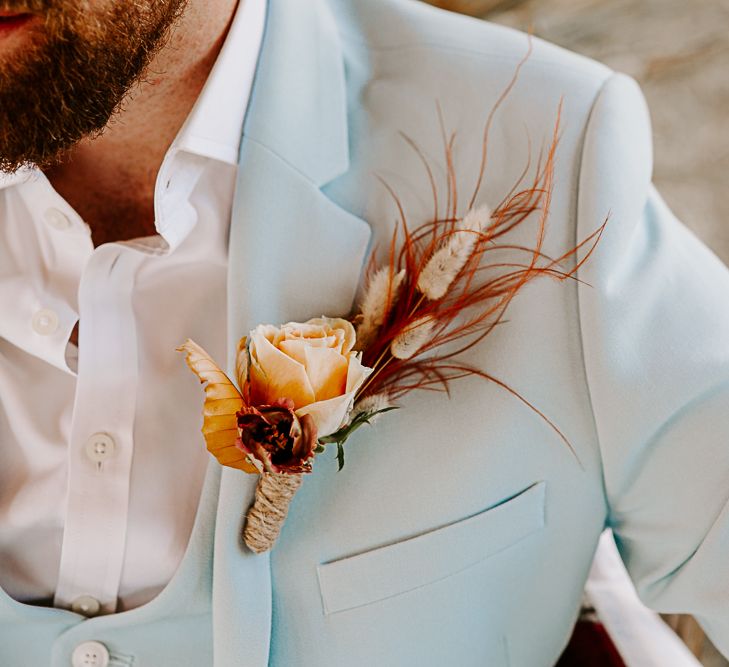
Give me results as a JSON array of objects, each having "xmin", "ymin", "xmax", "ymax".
[{"xmin": 353, "ymin": 44, "xmax": 608, "ymax": 461}]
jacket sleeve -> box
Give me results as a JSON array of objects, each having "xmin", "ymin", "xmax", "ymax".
[{"xmin": 576, "ymin": 72, "xmax": 729, "ymax": 656}]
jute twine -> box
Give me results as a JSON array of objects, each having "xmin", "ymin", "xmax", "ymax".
[{"xmin": 243, "ymin": 472, "xmax": 303, "ymax": 553}]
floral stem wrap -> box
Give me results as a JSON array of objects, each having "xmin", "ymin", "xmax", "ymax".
[{"xmin": 243, "ymin": 472, "xmax": 303, "ymax": 553}]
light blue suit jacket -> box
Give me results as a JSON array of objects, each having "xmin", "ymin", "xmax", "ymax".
[{"xmin": 3, "ymin": 0, "xmax": 728, "ymax": 665}]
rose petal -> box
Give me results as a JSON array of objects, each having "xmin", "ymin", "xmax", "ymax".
[
  {"xmin": 292, "ymin": 413, "xmax": 318, "ymax": 462},
  {"xmin": 249, "ymin": 329, "xmax": 315, "ymax": 408},
  {"xmin": 280, "ymin": 334, "xmax": 338, "ymax": 351},
  {"xmin": 296, "ymin": 391, "xmax": 355, "ymax": 437},
  {"xmin": 345, "ymin": 351, "xmax": 373, "ymax": 393},
  {"xmin": 303, "ymin": 345, "xmax": 348, "ymax": 401},
  {"xmin": 277, "ymin": 339, "xmax": 309, "ymax": 365},
  {"xmin": 306, "ymin": 317, "xmax": 356, "ymax": 354},
  {"xmin": 282, "ymin": 322, "xmax": 329, "ymax": 338},
  {"xmin": 252, "ymin": 324, "xmax": 282, "ymax": 346}
]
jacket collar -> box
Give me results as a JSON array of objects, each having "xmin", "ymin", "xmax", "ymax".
[
  {"xmin": 241, "ymin": 0, "xmax": 350, "ymax": 187},
  {"xmin": 213, "ymin": 2, "xmax": 372, "ymax": 664}
]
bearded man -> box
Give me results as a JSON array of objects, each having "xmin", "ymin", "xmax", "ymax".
[{"xmin": 1, "ymin": 0, "xmax": 728, "ymax": 666}]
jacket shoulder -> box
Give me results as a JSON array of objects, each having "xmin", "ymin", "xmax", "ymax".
[
  {"xmin": 328, "ymin": 0, "xmax": 624, "ymax": 245},
  {"xmin": 331, "ymin": 0, "xmax": 614, "ymax": 105}
]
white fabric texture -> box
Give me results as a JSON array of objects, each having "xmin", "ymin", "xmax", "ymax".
[
  {"xmin": 0, "ymin": 0, "xmax": 266, "ymax": 614},
  {"xmin": 587, "ymin": 532, "xmax": 702, "ymax": 667}
]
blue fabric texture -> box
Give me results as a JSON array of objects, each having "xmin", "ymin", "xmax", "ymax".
[{"xmin": 2, "ymin": 0, "xmax": 727, "ymax": 665}]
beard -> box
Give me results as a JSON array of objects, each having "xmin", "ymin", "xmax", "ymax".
[{"xmin": 0, "ymin": 0, "xmax": 188, "ymax": 172}]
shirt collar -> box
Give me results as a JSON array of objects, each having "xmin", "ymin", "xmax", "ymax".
[
  {"xmin": 170, "ymin": 0, "xmax": 267, "ymax": 166},
  {"xmin": 0, "ymin": 166, "xmax": 35, "ymax": 191}
]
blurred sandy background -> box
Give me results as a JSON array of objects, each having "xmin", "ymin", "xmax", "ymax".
[
  {"xmin": 423, "ymin": 0, "xmax": 729, "ymax": 263},
  {"xmin": 425, "ymin": 1, "xmax": 729, "ymax": 665},
  {"xmin": 487, "ymin": 0, "xmax": 729, "ymax": 268}
]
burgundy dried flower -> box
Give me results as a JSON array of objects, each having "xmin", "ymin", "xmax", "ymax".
[{"xmin": 236, "ymin": 398, "xmax": 318, "ymax": 474}]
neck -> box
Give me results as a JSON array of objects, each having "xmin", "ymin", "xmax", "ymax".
[{"xmin": 43, "ymin": 0, "xmax": 239, "ymax": 247}]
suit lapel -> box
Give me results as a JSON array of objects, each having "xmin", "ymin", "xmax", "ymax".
[{"xmin": 213, "ymin": 1, "xmax": 372, "ymax": 664}]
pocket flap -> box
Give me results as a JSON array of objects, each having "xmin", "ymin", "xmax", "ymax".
[{"xmin": 317, "ymin": 480, "xmax": 546, "ymax": 615}]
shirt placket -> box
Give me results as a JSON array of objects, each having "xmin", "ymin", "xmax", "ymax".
[{"xmin": 53, "ymin": 244, "xmax": 146, "ymax": 616}]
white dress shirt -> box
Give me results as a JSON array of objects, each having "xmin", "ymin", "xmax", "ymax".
[
  {"xmin": 0, "ymin": 0, "xmax": 266, "ymax": 615},
  {"xmin": 586, "ymin": 532, "xmax": 702, "ymax": 667}
]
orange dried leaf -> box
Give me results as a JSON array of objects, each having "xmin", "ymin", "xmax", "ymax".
[
  {"xmin": 177, "ymin": 338, "xmax": 258, "ymax": 474},
  {"xmin": 235, "ymin": 336, "xmax": 251, "ymax": 403}
]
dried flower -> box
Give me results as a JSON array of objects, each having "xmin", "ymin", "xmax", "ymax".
[
  {"xmin": 356, "ymin": 267, "xmax": 406, "ymax": 351},
  {"xmin": 177, "ymin": 43, "xmax": 605, "ymax": 557},
  {"xmin": 353, "ymin": 392, "xmax": 392, "ymax": 414},
  {"xmin": 236, "ymin": 398, "xmax": 318, "ymax": 474},
  {"xmin": 352, "ymin": 392, "xmax": 394, "ymax": 424},
  {"xmin": 176, "ymin": 338, "xmax": 257, "ymax": 473},
  {"xmin": 390, "ymin": 316, "xmax": 436, "ymax": 360},
  {"xmin": 248, "ymin": 317, "xmax": 372, "ymax": 437},
  {"xmin": 416, "ymin": 204, "xmax": 491, "ymax": 300}
]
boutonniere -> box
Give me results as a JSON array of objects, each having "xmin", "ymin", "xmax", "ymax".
[{"xmin": 177, "ymin": 56, "xmax": 606, "ymax": 553}]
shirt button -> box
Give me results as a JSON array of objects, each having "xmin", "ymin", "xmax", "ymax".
[
  {"xmin": 45, "ymin": 207, "xmax": 72, "ymax": 230},
  {"xmin": 31, "ymin": 308, "xmax": 59, "ymax": 335},
  {"xmin": 84, "ymin": 433, "xmax": 116, "ymax": 463},
  {"xmin": 71, "ymin": 595, "xmax": 101, "ymax": 617},
  {"xmin": 71, "ymin": 641, "xmax": 109, "ymax": 667}
]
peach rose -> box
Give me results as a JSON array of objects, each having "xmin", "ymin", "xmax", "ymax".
[{"xmin": 248, "ymin": 317, "xmax": 372, "ymax": 437}]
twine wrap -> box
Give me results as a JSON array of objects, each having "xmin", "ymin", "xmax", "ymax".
[{"xmin": 243, "ymin": 472, "xmax": 303, "ymax": 553}]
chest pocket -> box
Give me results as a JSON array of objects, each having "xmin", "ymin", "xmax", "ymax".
[{"xmin": 317, "ymin": 480, "xmax": 546, "ymax": 615}]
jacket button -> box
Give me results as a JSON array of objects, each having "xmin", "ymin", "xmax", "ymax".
[{"xmin": 71, "ymin": 641, "xmax": 109, "ymax": 667}]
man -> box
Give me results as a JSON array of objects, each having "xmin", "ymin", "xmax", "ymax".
[{"xmin": 0, "ymin": 0, "xmax": 727, "ymax": 665}]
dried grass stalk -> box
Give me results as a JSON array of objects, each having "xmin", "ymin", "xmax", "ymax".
[
  {"xmin": 356, "ymin": 267, "xmax": 407, "ymax": 351},
  {"xmin": 390, "ymin": 316, "xmax": 436, "ymax": 360},
  {"xmin": 416, "ymin": 204, "xmax": 491, "ymax": 300}
]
